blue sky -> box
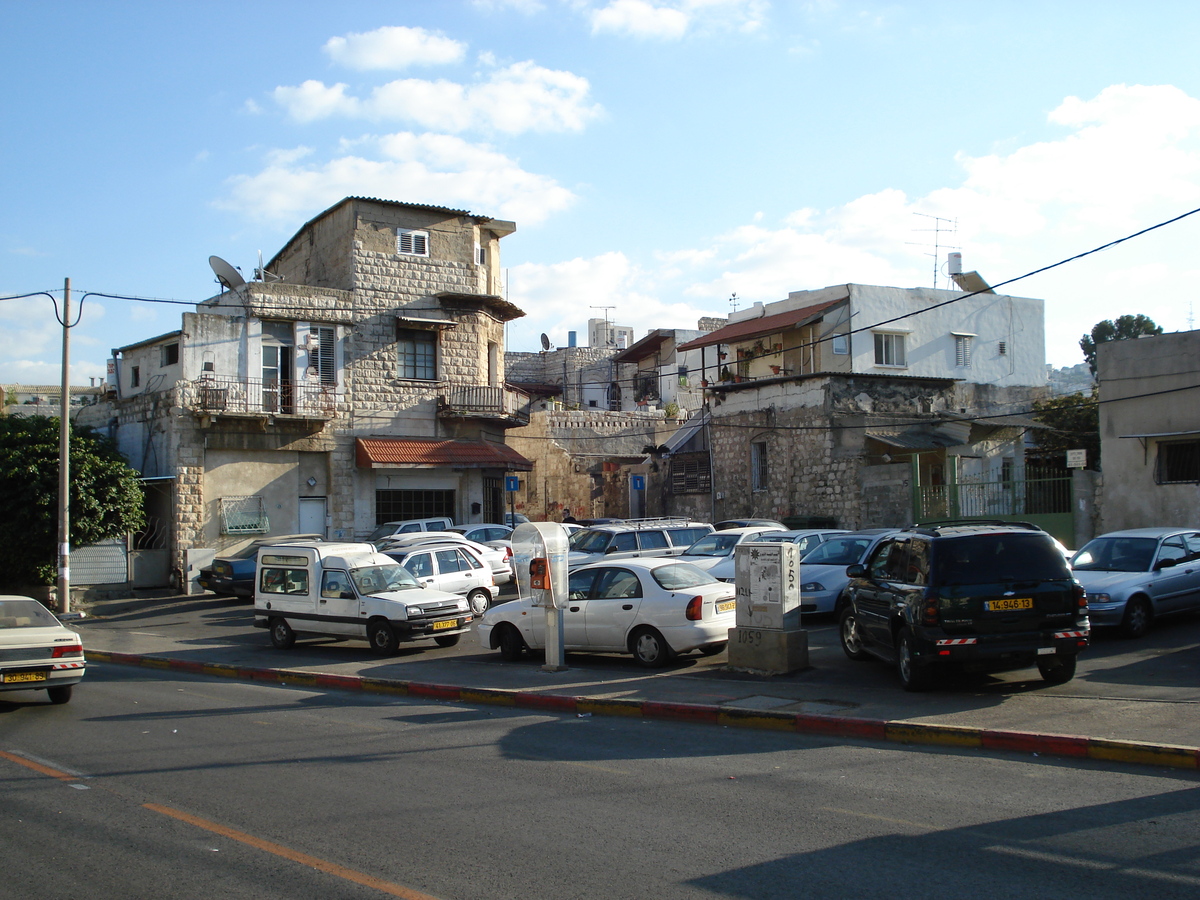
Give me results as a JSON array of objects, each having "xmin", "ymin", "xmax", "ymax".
[{"xmin": 4, "ymin": 0, "xmax": 1200, "ymax": 385}]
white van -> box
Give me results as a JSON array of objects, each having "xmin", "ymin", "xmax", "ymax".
[{"xmin": 253, "ymin": 542, "xmax": 473, "ymax": 654}]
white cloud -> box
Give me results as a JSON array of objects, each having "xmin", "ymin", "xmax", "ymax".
[
  {"xmin": 218, "ymin": 132, "xmax": 576, "ymax": 227},
  {"xmin": 323, "ymin": 26, "xmax": 466, "ymax": 71},
  {"xmin": 589, "ymin": 0, "xmax": 766, "ymax": 40},
  {"xmin": 272, "ymin": 60, "xmax": 602, "ymax": 135}
]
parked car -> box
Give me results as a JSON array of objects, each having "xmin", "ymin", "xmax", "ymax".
[
  {"xmin": 713, "ymin": 518, "xmax": 787, "ymax": 531},
  {"xmin": 1071, "ymin": 527, "xmax": 1200, "ymax": 638},
  {"xmin": 383, "ymin": 543, "xmax": 497, "ymax": 616},
  {"xmin": 794, "ymin": 529, "xmax": 899, "ymax": 614},
  {"xmin": 504, "ymin": 513, "xmax": 531, "ymax": 527},
  {"xmin": 839, "ymin": 522, "xmax": 1089, "ymax": 691},
  {"xmin": 447, "ymin": 523, "xmax": 513, "ymax": 545},
  {"xmin": 366, "ymin": 517, "xmax": 455, "ymax": 542},
  {"xmin": 707, "ymin": 529, "xmax": 849, "ymax": 582},
  {"xmin": 476, "ymin": 558, "xmax": 737, "ymax": 667},
  {"xmin": 674, "ymin": 525, "xmax": 788, "ymax": 571},
  {"xmin": 0, "ymin": 595, "xmax": 86, "ymax": 704},
  {"xmin": 567, "ymin": 518, "xmax": 714, "ymax": 568},
  {"xmin": 253, "ymin": 542, "xmax": 473, "ymax": 653},
  {"xmin": 199, "ymin": 533, "xmax": 326, "ymax": 599},
  {"xmin": 375, "ymin": 532, "xmax": 513, "ymax": 585}
]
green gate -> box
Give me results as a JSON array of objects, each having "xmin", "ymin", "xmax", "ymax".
[{"xmin": 913, "ymin": 466, "xmax": 1074, "ymax": 547}]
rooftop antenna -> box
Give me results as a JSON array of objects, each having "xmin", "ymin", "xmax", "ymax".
[
  {"xmin": 908, "ymin": 213, "xmax": 959, "ymax": 289},
  {"xmin": 208, "ymin": 255, "xmax": 246, "ymax": 291},
  {"xmin": 590, "ymin": 305, "xmax": 615, "ymax": 346},
  {"xmin": 729, "ymin": 292, "xmax": 740, "ymax": 312}
]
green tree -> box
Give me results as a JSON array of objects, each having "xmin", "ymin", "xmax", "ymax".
[
  {"xmin": 1079, "ymin": 315, "xmax": 1163, "ymax": 376},
  {"xmin": 1030, "ymin": 389, "xmax": 1100, "ymax": 470},
  {"xmin": 0, "ymin": 416, "xmax": 145, "ymax": 585}
]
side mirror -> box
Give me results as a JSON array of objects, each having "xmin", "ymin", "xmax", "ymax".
[
  {"xmin": 1153, "ymin": 558, "xmax": 1176, "ymax": 570},
  {"xmin": 846, "ymin": 563, "xmax": 866, "ymax": 578}
]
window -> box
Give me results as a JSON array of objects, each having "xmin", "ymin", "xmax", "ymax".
[
  {"xmin": 310, "ymin": 326, "xmax": 336, "ymax": 385},
  {"xmin": 751, "ymin": 441, "xmax": 768, "ymax": 492},
  {"xmin": 475, "ymin": 243, "xmax": 487, "ymax": 266},
  {"xmin": 130, "ymin": 366, "xmax": 140, "ymax": 387},
  {"xmin": 873, "ymin": 332, "xmax": 906, "ymax": 367},
  {"xmin": 954, "ymin": 334, "xmax": 973, "ymax": 368},
  {"xmin": 832, "ymin": 333, "xmax": 849, "ymax": 355},
  {"xmin": 397, "ymin": 328, "xmax": 437, "ymax": 380},
  {"xmin": 220, "ymin": 495, "xmax": 269, "ymax": 534},
  {"xmin": 397, "ymin": 229, "xmax": 429, "ymax": 256},
  {"xmin": 1156, "ymin": 440, "xmax": 1200, "ymax": 484},
  {"xmin": 670, "ymin": 454, "xmax": 712, "ymax": 494},
  {"xmin": 160, "ymin": 343, "xmax": 179, "ymax": 367},
  {"xmin": 375, "ymin": 489, "xmax": 455, "ymax": 525}
]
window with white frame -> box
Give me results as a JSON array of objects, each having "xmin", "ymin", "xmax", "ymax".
[
  {"xmin": 832, "ymin": 333, "xmax": 849, "ymax": 355},
  {"xmin": 220, "ymin": 495, "xmax": 269, "ymax": 534},
  {"xmin": 873, "ymin": 332, "xmax": 907, "ymax": 367},
  {"xmin": 397, "ymin": 327, "xmax": 437, "ymax": 380},
  {"xmin": 954, "ymin": 334, "xmax": 973, "ymax": 368},
  {"xmin": 475, "ymin": 243, "xmax": 487, "ymax": 265},
  {"xmin": 397, "ymin": 229, "xmax": 429, "ymax": 257},
  {"xmin": 750, "ymin": 441, "xmax": 768, "ymax": 492}
]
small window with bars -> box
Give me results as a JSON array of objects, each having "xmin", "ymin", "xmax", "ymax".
[
  {"xmin": 219, "ymin": 495, "xmax": 269, "ymax": 534},
  {"xmin": 670, "ymin": 453, "xmax": 711, "ymax": 494},
  {"xmin": 1156, "ymin": 440, "xmax": 1200, "ymax": 484},
  {"xmin": 751, "ymin": 441, "xmax": 768, "ymax": 492},
  {"xmin": 397, "ymin": 229, "xmax": 429, "ymax": 257}
]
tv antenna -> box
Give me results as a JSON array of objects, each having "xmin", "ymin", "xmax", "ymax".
[
  {"xmin": 208, "ymin": 255, "xmax": 246, "ymax": 291},
  {"xmin": 729, "ymin": 292, "xmax": 740, "ymax": 312},
  {"xmin": 907, "ymin": 213, "xmax": 959, "ymax": 289},
  {"xmin": 590, "ymin": 306, "xmax": 615, "ymax": 346}
]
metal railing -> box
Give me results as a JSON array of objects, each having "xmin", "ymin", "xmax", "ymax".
[
  {"xmin": 183, "ymin": 375, "xmax": 339, "ymax": 417},
  {"xmin": 438, "ymin": 385, "xmax": 530, "ymax": 424}
]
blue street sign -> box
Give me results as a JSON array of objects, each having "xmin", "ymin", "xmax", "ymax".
[
  {"xmin": 505, "ymin": 476, "xmax": 520, "ymax": 492},
  {"xmin": 632, "ymin": 475, "xmax": 645, "ymax": 491}
]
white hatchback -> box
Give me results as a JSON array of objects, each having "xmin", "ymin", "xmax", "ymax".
[
  {"xmin": 382, "ymin": 543, "xmax": 498, "ymax": 616},
  {"xmin": 377, "ymin": 532, "xmax": 513, "ymax": 585},
  {"xmin": 476, "ymin": 559, "xmax": 736, "ymax": 667}
]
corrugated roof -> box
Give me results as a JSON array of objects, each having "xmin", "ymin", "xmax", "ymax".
[
  {"xmin": 355, "ymin": 437, "xmax": 532, "ymax": 471},
  {"xmin": 677, "ymin": 297, "xmax": 847, "ymax": 352}
]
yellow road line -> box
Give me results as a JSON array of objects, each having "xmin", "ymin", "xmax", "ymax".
[
  {"xmin": 0, "ymin": 749, "xmax": 78, "ymax": 782},
  {"xmin": 144, "ymin": 804, "xmax": 441, "ymax": 900}
]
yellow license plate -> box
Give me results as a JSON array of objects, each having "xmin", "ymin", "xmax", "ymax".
[
  {"xmin": 432, "ymin": 619, "xmax": 459, "ymax": 631},
  {"xmin": 4, "ymin": 670, "xmax": 48, "ymax": 683},
  {"xmin": 985, "ymin": 597, "xmax": 1033, "ymax": 612},
  {"xmin": 717, "ymin": 600, "xmax": 736, "ymax": 613}
]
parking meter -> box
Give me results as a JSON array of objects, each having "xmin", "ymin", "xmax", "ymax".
[{"xmin": 512, "ymin": 522, "xmax": 570, "ymax": 671}]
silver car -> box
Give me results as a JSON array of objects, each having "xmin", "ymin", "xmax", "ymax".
[{"xmin": 1071, "ymin": 527, "xmax": 1200, "ymax": 638}]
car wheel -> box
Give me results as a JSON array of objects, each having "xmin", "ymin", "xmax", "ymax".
[
  {"xmin": 696, "ymin": 642, "xmax": 726, "ymax": 657},
  {"xmin": 46, "ymin": 685, "xmax": 73, "ymax": 705},
  {"xmin": 1037, "ymin": 653, "xmax": 1077, "ymax": 685},
  {"xmin": 497, "ymin": 624, "xmax": 526, "ymax": 661},
  {"xmin": 467, "ymin": 589, "xmax": 491, "ymax": 617},
  {"xmin": 434, "ymin": 634, "xmax": 461, "ymax": 648},
  {"xmin": 839, "ymin": 606, "xmax": 870, "ymax": 661},
  {"xmin": 630, "ymin": 627, "xmax": 674, "ymax": 668},
  {"xmin": 269, "ymin": 617, "xmax": 295, "ymax": 649},
  {"xmin": 367, "ymin": 619, "xmax": 399, "ymax": 655},
  {"xmin": 1120, "ymin": 595, "xmax": 1152, "ymax": 639},
  {"xmin": 895, "ymin": 627, "xmax": 933, "ymax": 692}
]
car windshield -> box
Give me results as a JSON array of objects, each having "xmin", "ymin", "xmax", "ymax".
[
  {"xmin": 573, "ymin": 530, "xmax": 615, "ymax": 553},
  {"xmin": 802, "ymin": 537, "xmax": 874, "ymax": 566},
  {"xmin": 0, "ymin": 598, "xmax": 61, "ymax": 627},
  {"xmin": 367, "ymin": 524, "xmax": 400, "ymax": 542},
  {"xmin": 1072, "ymin": 537, "xmax": 1157, "ymax": 572},
  {"xmin": 935, "ymin": 534, "xmax": 1070, "ymax": 583},
  {"xmin": 683, "ymin": 534, "xmax": 740, "ymax": 557},
  {"xmin": 350, "ymin": 563, "xmax": 420, "ymax": 595},
  {"xmin": 650, "ymin": 563, "xmax": 719, "ymax": 590}
]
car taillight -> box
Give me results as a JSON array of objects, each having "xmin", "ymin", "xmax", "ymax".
[
  {"xmin": 685, "ymin": 596, "xmax": 704, "ymax": 621},
  {"xmin": 921, "ymin": 588, "xmax": 939, "ymax": 626},
  {"xmin": 1073, "ymin": 583, "xmax": 1087, "ymax": 609},
  {"xmin": 504, "ymin": 546, "xmax": 513, "ymax": 560},
  {"xmin": 52, "ymin": 644, "xmax": 83, "ymax": 658}
]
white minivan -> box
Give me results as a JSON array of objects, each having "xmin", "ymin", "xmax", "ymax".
[{"xmin": 253, "ymin": 542, "xmax": 473, "ymax": 654}]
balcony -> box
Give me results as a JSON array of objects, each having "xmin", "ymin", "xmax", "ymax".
[
  {"xmin": 438, "ymin": 385, "xmax": 530, "ymax": 427},
  {"xmin": 182, "ymin": 375, "xmax": 340, "ymax": 420}
]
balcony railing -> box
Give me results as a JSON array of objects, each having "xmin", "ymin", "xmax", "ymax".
[
  {"xmin": 182, "ymin": 375, "xmax": 340, "ymax": 418},
  {"xmin": 438, "ymin": 385, "xmax": 530, "ymax": 426}
]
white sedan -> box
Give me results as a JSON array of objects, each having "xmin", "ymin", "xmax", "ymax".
[
  {"xmin": 0, "ymin": 595, "xmax": 86, "ymax": 704},
  {"xmin": 476, "ymin": 559, "xmax": 736, "ymax": 667},
  {"xmin": 674, "ymin": 525, "xmax": 788, "ymax": 571},
  {"xmin": 376, "ymin": 531, "xmax": 513, "ymax": 584}
]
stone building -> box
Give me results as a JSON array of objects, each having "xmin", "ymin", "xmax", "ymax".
[
  {"xmin": 89, "ymin": 197, "xmax": 531, "ymax": 590},
  {"xmin": 667, "ymin": 283, "xmax": 1053, "ymax": 534}
]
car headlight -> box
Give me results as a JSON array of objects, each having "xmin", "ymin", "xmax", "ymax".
[
  {"xmin": 406, "ymin": 605, "xmax": 424, "ymax": 617},
  {"xmin": 801, "ymin": 582, "xmax": 825, "ymax": 592},
  {"xmin": 1089, "ymin": 592, "xmax": 1111, "ymax": 603}
]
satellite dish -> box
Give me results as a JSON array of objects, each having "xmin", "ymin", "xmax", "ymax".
[
  {"xmin": 209, "ymin": 255, "xmax": 246, "ymax": 291},
  {"xmin": 540, "ymin": 333, "xmax": 552, "ymax": 351}
]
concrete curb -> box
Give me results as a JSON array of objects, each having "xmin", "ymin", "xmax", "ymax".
[{"xmin": 87, "ymin": 650, "xmax": 1200, "ymax": 771}]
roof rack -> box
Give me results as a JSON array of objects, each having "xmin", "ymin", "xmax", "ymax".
[{"xmin": 911, "ymin": 519, "xmax": 1044, "ymax": 534}]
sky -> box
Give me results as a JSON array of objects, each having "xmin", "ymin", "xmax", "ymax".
[{"xmin": 4, "ymin": 0, "xmax": 1200, "ymax": 386}]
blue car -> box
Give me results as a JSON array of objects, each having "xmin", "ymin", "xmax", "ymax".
[{"xmin": 199, "ymin": 533, "xmax": 325, "ymax": 599}]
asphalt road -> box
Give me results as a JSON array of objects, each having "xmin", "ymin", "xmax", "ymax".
[{"xmin": 3, "ymin": 665, "xmax": 1200, "ymax": 899}]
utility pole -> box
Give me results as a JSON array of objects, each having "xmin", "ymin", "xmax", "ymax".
[{"xmin": 58, "ymin": 278, "xmax": 71, "ymax": 614}]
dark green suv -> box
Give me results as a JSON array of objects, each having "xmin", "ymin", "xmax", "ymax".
[{"xmin": 838, "ymin": 522, "xmax": 1089, "ymax": 691}]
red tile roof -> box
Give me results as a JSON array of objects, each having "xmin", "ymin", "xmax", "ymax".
[
  {"xmin": 356, "ymin": 437, "xmax": 532, "ymax": 470},
  {"xmin": 677, "ymin": 298, "xmax": 846, "ymax": 351}
]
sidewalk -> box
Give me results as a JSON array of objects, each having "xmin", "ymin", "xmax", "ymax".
[{"xmin": 75, "ymin": 593, "xmax": 1200, "ymax": 771}]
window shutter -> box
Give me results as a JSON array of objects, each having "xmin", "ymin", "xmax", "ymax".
[{"xmin": 397, "ymin": 230, "xmax": 429, "ymax": 256}]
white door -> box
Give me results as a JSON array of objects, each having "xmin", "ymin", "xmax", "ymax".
[{"xmin": 299, "ymin": 497, "xmax": 326, "ymax": 537}]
